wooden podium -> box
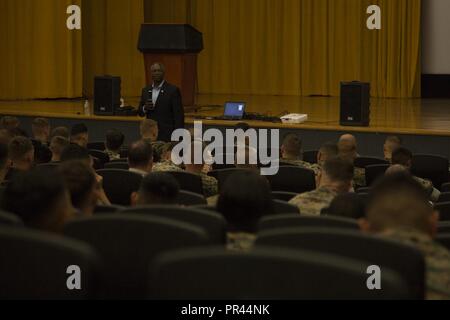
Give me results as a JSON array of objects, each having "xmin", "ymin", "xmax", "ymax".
[{"xmin": 138, "ymin": 24, "xmax": 204, "ymax": 106}]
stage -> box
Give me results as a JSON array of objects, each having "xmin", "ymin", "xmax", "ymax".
[{"xmin": 1, "ymin": 95, "xmax": 450, "ymax": 158}]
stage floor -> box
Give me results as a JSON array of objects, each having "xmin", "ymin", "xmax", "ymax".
[{"xmin": 1, "ymin": 95, "xmax": 450, "ymax": 137}]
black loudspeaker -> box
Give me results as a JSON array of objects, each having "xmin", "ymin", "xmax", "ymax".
[
  {"xmin": 340, "ymin": 82, "xmax": 370, "ymax": 127},
  {"xmin": 94, "ymin": 76, "xmax": 121, "ymax": 116}
]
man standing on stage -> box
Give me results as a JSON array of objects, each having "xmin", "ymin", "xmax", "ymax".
[{"xmin": 139, "ymin": 63, "xmax": 185, "ymax": 142}]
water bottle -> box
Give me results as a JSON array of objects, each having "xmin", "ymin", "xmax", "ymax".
[{"xmin": 84, "ymin": 100, "xmax": 90, "ymax": 116}]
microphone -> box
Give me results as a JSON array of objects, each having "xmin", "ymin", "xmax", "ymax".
[{"xmin": 144, "ymin": 96, "xmax": 155, "ymax": 112}]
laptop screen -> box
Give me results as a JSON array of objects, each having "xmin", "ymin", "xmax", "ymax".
[{"xmin": 224, "ymin": 102, "xmax": 246, "ymax": 118}]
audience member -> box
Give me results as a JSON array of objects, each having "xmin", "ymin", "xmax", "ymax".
[
  {"xmin": 391, "ymin": 147, "xmax": 440, "ymax": 202},
  {"xmin": 384, "ymin": 135, "xmax": 402, "ymax": 162},
  {"xmin": 289, "ymin": 157, "xmax": 354, "ymax": 215},
  {"xmin": 338, "ymin": 134, "xmax": 365, "ymax": 187},
  {"xmin": 0, "ymin": 116, "xmax": 20, "ymax": 130},
  {"xmin": 58, "ymin": 161, "xmax": 103, "ymax": 217},
  {"xmin": 140, "ymin": 119, "xmax": 165, "ymax": 162},
  {"xmin": 105, "ymin": 129, "xmax": 125, "ymax": 161},
  {"xmin": 5, "ymin": 136, "xmax": 34, "ymax": 181},
  {"xmin": 316, "ymin": 142, "xmax": 339, "ymax": 168},
  {"xmin": 184, "ymin": 140, "xmax": 218, "ymax": 197},
  {"xmin": 1, "ymin": 168, "xmax": 74, "ymax": 233},
  {"xmin": 360, "ymin": 172, "xmax": 450, "ymax": 300},
  {"xmin": 49, "ymin": 136, "xmax": 70, "ymax": 163},
  {"xmin": 128, "ymin": 140, "xmax": 153, "ymax": 176},
  {"xmin": 131, "ymin": 172, "xmax": 180, "ymax": 206},
  {"xmin": 50, "ymin": 126, "xmax": 70, "ymax": 140},
  {"xmin": 0, "ymin": 143, "xmax": 10, "ymax": 184},
  {"xmin": 280, "ymin": 133, "xmax": 317, "ymax": 173},
  {"xmin": 70, "ymin": 123, "xmax": 89, "ymax": 148},
  {"xmin": 153, "ymin": 142, "xmax": 183, "ymax": 172},
  {"xmin": 31, "ymin": 118, "xmax": 50, "ymax": 144},
  {"xmin": 217, "ymin": 170, "xmax": 274, "ymax": 252}
]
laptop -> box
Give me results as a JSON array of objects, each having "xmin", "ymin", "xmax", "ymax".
[{"xmin": 214, "ymin": 102, "xmax": 246, "ymax": 120}]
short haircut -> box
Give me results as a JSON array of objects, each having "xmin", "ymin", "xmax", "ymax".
[
  {"xmin": 322, "ymin": 157, "xmax": 354, "ymax": 183},
  {"xmin": 391, "ymin": 147, "xmax": 413, "ymax": 166},
  {"xmin": 0, "ymin": 142, "xmax": 8, "ymax": 169},
  {"xmin": 8, "ymin": 137, "xmax": 34, "ymax": 161},
  {"xmin": 1, "ymin": 168, "xmax": 66, "ymax": 228},
  {"xmin": 385, "ymin": 135, "xmax": 402, "ymax": 145},
  {"xmin": 50, "ymin": 136, "xmax": 70, "ymax": 155},
  {"xmin": 151, "ymin": 62, "xmax": 166, "ymax": 72},
  {"xmin": 32, "ymin": 118, "xmax": 50, "ymax": 129},
  {"xmin": 282, "ymin": 133, "xmax": 302, "ymax": 157},
  {"xmin": 322, "ymin": 193, "xmax": 366, "ymax": 220},
  {"xmin": 140, "ymin": 119, "xmax": 158, "ymax": 135},
  {"xmin": 58, "ymin": 161, "xmax": 96, "ymax": 210},
  {"xmin": 366, "ymin": 172, "xmax": 433, "ymax": 233},
  {"xmin": 51, "ymin": 127, "xmax": 70, "ymax": 140},
  {"xmin": 106, "ymin": 129, "xmax": 125, "ymax": 151},
  {"xmin": 217, "ymin": 171, "xmax": 274, "ymax": 233},
  {"xmin": 128, "ymin": 140, "xmax": 153, "ymax": 168},
  {"xmin": 71, "ymin": 123, "xmax": 88, "ymax": 137},
  {"xmin": 138, "ymin": 172, "xmax": 180, "ymax": 205},
  {"xmin": 0, "ymin": 116, "xmax": 20, "ymax": 130},
  {"xmin": 320, "ymin": 142, "xmax": 339, "ymax": 157},
  {"xmin": 60, "ymin": 144, "xmax": 91, "ymax": 163}
]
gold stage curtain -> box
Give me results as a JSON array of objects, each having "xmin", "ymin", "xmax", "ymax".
[
  {"xmin": 0, "ymin": 0, "xmax": 144, "ymax": 100},
  {"xmin": 145, "ymin": 0, "xmax": 421, "ymax": 98},
  {"xmin": 82, "ymin": 0, "xmax": 145, "ymax": 97},
  {"xmin": 0, "ymin": 0, "xmax": 82, "ymax": 100}
]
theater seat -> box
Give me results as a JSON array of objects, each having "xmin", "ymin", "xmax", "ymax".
[
  {"xmin": 176, "ymin": 190, "xmax": 207, "ymax": 206},
  {"xmin": 259, "ymin": 214, "xmax": 359, "ymax": 232},
  {"xmin": 436, "ymin": 234, "xmax": 450, "ymax": 251},
  {"xmin": 64, "ymin": 215, "xmax": 208, "ymax": 299},
  {"xmin": 273, "ymin": 200, "xmax": 300, "ymax": 215},
  {"xmin": 96, "ymin": 169, "xmax": 143, "ymax": 206},
  {"xmin": 434, "ymin": 202, "xmax": 450, "ymax": 221},
  {"xmin": 0, "ymin": 226, "xmax": 100, "ymax": 299},
  {"xmin": 365, "ymin": 164, "xmax": 389, "ymax": 186},
  {"xmin": 150, "ymin": 247, "xmax": 412, "ymax": 299},
  {"xmin": 303, "ymin": 150, "xmax": 319, "ymax": 164},
  {"xmin": 267, "ymin": 166, "xmax": 316, "ymax": 194},
  {"xmin": 272, "ymin": 191, "xmax": 298, "ymax": 202},
  {"xmin": 0, "ymin": 210, "xmax": 23, "ymax": 226},
  {"xmin": 120, "ymin": 206, "xmax": 226, "ymax": 244},
  {"xmin": 354, "ymin": 157, "xmax": 389, "ymax": 168},
  {"xmin": 412, "ymin": 154, "xmax": 449, "ymax": 190},
  {"xmin": 256, "ymin": 228, "xmax": 425, "ymax": 299},
  {"xmin": 167, "ymin": 171, "xmax": 204, "ymax": 196},
  {"xmin": 104, "ymin": 162, "xmax": 129, "ymax": 170}
]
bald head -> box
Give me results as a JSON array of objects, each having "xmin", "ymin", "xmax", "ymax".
[
  {"xmin": 151, "ymin": 63, "xmax": 165, "ymax": 85},
  {"xmin": 338, "ymin": 134, "xmax": 358, "ymax": 162}
]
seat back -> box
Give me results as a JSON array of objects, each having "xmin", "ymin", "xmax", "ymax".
[
  {"xmin": 267, "ymin": 166, "xmax": 316, "ymax": 194},
  {"xmin": 64, "ymin": 215, "xmax": 208, "ymax": 299},
  {"xmin": 167, "ymin": 171, "xmax": 204, "ymax": 196},
  {"xmin": 150, "ymin": 247, "xmax": 411, "ymax": 299},
  {"xmin": 273, "ymin": 200, "xmax": 300, "ymax": 215},
  {"xmin": 120, "ymin": 206, "xmax": 226, "ymax": 244},
  {"xmin": 176, "ymin": 190, "xmax": 207, "ymax": 206},
  {"xmin": 365, "ymin": 164, "xmax": 389, "ymax": 186},
  {"xmin": 256, "ymin": 228, "xmax": 425, "ymax": 299},
  {"xmin": 104, "ymin": 162, "xmax": 129, "ymax": 170},
  {"xmin": 271, "ymin": 191, "xmax": 297, "ymax": 202},
  {"xmin": 354, "ymin": 157, "xmax": 389, "ymax": 169},
  {"xmin": 209, "ymin": 168, "xmax": 253, "ymax": 191},
  {"xmin": 438, "ymin": 222, "xmax": 450, "ymax": 234},
  {"xmin": 87, "ymin": 142, "xmax": 105, "ymax": 151},
  {"xmin": 303, "ymin": 150, "xmax": 319, "ymax": 164},
  {"xmin": 436, "ymin": 234, "xmax": 450, "ymax": 251},
  {"xmin": 259, "ymin": 214, "xmax": 359, "ymax": 232},
  {"xmin": 0, "ymin": 210, "xmax": 23, "ymax": 226},
  {"xmin": 96, "ymin": 169, "xmax": 143, "ymax": 206},
  {"xmin": 412, "ymin": 154, "xmax": 449, "ymax": 190},
  {"xmin": 438, "ymin": 192, "xmax": 450, "ymax": 203},
  {"xmin": 435, "ymin": 202, "xmax": 450, "ymax": 221},
  {"xmin": 0, "ymin": 226, "xmax": 100, "ymax": 299}
]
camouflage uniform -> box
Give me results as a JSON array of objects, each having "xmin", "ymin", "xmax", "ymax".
[
  {"xmin": 226, "ymin": 232, "xmax": 257, "ymax": 252},
  {"xmin": 151, "ymin": 141, "xmax": 166, "ymax": 163},
  {"xmin": 152, "ymin": 160, "xmax": 183, "ymax": 173},
  {"xmin": 281, "ymin": 158, "xmax": 320, "ymax": 175},
  {"xmin": 105, "ymin": 149, "xmax": 121, "ymax": 161},
  {"xmin": 383, "ymin": 228, "xmax": 450, "ymax": 300},
  {"xmin": 196, "ymin": 172, "xmax": 219, "ymax": 198},
  {"xmin": 353, "ymin": 167, "xmax": 366, "ymax": 188},
  {"xmin": 414, "ymin": 176, "xmax": 441, "ymax": 203},
  {"xmin": 289, "ymin": 187, "xmax": 337, "ymax": 216}
]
